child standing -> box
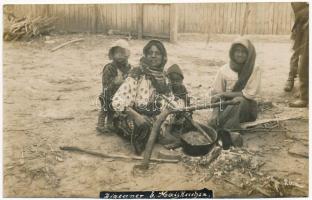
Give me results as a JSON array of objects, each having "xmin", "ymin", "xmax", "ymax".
[{"xmin": 97, "ymin": 39, "xmax": 132, "ymax": 133}]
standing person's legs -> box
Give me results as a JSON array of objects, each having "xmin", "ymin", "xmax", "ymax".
[
  {"xmin": 290, "ymin": 28, "xmax": 309, "ymax": 107},
  {"xmin": 284, "ymin": 51, "xmax": 299, "ymax": 92},
  {"xmin": 299, "ymin": 41, "xmax": 309, "ymax": 101},
  {"xmin": 285, "ymin": 29, "xmax": 302, "ymax": 92}
]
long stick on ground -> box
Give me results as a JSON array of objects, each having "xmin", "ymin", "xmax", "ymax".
[
  {"xmin": 60, "ymin": 146, "xmax": 179, "ymax": 163},
  {"xmin": 51, "ymin": 38, "xmax": 84, "ymax": 52},
  {"xmin": 240, "ymin": 116, "xmax": 303, "ymax": 129}
]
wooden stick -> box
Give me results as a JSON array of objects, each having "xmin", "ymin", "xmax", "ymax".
[
  {"xmin": 288, "ymin": 150, "xmax": 309, "ymax": 159},
  {"xmin": 185, "ymin": 116, "xmax": 213, "ymax": 143},
  {"xmin": 230, "ymin": 128, "xmax": 286, "ymax": 133},
  {"xmin": 51, "ymin": 38, "xmax": 84, "ymax": 52},
  {"xmin": 60, "ymin": 146, "xmax": 179, "ymax": 163},
  {"xmin": 142, "ymin": 108, "xmax": 173, "ymax": 169},
  {"xmin": 161, "ymin": 95, "xmax": 213, "ymax": 143},
  {"xmin": 173, "ymin": 101, "xmax": 238, "ymax": 113},
  {"xmin": 240, "ymin": 116, "xmax": 303, "ymax": 129},
  {"xmin": 224, "ymin": 178, "xmax": 243, "ymax": 189},
  {"xmin": 254, "ymin": 186, "xmax": 271, "ymax": 197}
]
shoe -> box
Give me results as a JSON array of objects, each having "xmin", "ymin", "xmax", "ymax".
[
  {"xmin": 284, "ymin": 79, "xmax": 294, "ymax": 92},
  {"xmin": 294, "ymin": 92, "xmax": 300, "ymax": 98},
  {"xmin": 289, "ymin": 99, "xmax": 308, "ymax": 108}
]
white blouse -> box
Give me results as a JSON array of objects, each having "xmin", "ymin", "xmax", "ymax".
[{"xmin": 211, "ymin": 64, "xmax": 261, "ymax": 100}]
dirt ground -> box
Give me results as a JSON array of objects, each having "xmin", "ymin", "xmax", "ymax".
[{"xmin": 3, "ymin": 33, "xmax": 309, "ymax": 197}]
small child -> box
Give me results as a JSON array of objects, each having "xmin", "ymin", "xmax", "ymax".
[
  {"xmin": 167, "ymin": 64, "xmax": 190, "ymax": 106},
  {"xmin": 97, "ymin": 39, "xmax": 132, "ymax": 133},
  {"xmin": 160, "ymin": 64, "xmax": 192, "ymax": 148}
]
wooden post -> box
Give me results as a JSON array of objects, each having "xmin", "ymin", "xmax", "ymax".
[
  {"xmin": 241, "ymin": 3, "xmax": 250, "ymax": 36},
  {"xmin": 45, "ymin": 4, "xmax": 50, "ymax": 17},
  {"xmin": 94, "ymin": 4, "xmax": 99, "ymax": 33},
  {"xmin": 137, "ymin": 4, "xmax": 143, "ymax": 39},
  {"xmin": 170, "ymin": 4, "xmax": 178, "ymax": 43}
]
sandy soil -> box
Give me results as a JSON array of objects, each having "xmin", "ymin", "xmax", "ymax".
[{"xmin": 3, "ymin": 33, "xmax": 309, "ymax": 197}]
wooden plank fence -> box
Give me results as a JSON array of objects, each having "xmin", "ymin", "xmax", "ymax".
[
  {"xmin": 5, "ymin": 3, "xmax": 295, "ymax": 37},
  {"xmin": 177, "ymin": 3, "xmax": 294, "ymax": 35}
]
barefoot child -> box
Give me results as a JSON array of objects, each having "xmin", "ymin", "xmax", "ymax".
[{"xmin": 97, "ymin": 39, "xmax": 132, "ymax": 133}]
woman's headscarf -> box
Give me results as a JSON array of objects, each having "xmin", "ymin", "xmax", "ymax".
[
  {"xmin": 229, "ymin": 37, "xmax": 256, "ymax": 92},
  {"xmin": 142, "ymin": 39, "xmax": 167, "ymax": 71},
  {"xmin": 130, "ymin": 40, "xmax": 169, "ymax": 94}
]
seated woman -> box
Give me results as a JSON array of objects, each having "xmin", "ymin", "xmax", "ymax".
[
  {"xmin": 208, "ymin": 37, "xmax": 261, "ymax": 130},
  {"xmin": 111, "ymin": 40, "xmax": 187, "ymax": 155}
]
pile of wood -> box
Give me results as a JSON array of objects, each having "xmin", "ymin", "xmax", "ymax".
[{"xmin": 4, "ymin": 16, "xmax": 57, "ymax": 41}]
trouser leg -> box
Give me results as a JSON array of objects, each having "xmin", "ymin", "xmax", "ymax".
[
  {"xmin": 288, "ymin": 50, "xmax": 300, "ymax": 80},
  {"xmin": 298, "ymin": 30, "xmax": 309, "ymax": 102},
  {"xmin": 217, "ymin": 97, "xmax": 257, "ymax": 129}
]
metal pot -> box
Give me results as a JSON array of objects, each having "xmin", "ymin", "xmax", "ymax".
[{"xmin": 180, "ymin": 123, "xmax": 218, "ymax": 157}]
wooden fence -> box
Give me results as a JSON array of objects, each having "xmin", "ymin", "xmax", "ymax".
[
  {"xmin": 178, "ymin": 3, "xmax": 294, "ymax": 35},
  {"xmin": 6, "ymin": 3, "xmax": 295, "ymax": 38}
]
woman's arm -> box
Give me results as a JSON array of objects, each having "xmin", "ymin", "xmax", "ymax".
[
  {"xmin": 112, "ymin": 77, "xmax": 151, "ymax": 127},
  {"xmin": 221, "ymin": 91, "xmax": 243, "ymax": 99},
  {"xmin": 211, "ymin": 91, "xmax": 243, "ymax": 103},
  {"xmin": 124, "ymin": 107, "xmax": 151, "ymax": 127}
]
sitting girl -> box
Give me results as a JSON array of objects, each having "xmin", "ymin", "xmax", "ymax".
[{"xmin": 209, "ymin": 37, "xmax": 261, "ymax": 131}]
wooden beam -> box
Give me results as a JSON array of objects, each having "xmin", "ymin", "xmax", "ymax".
[
  {"xmin": 169, "ymin": 4, "xmax": 178, "ymax": 43},
  {"xmin": 93, "ymin": 4, "xmax": 99, "ymax": 33},
  {"xmin": 241, "ymin": 3, "xmax": 250, "ymax": 36},
  {"xmin": 142, "ymin": 32, "xmax": 169, "ymax": 39},
  {"xmin": 137, "ymin": 4, "xmax": 143, "ymax": 39}
]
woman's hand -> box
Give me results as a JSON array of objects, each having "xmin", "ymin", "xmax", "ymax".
[
  {"xmin": 211, "ymin": 93, "xmax": 225, "ymax": 103},
  {"xmin": 133, "ymin": 114, "xmax": 151, "ymax": 127},
  {"xmin": 211, "ymin": 92, "xmax": 243, "ymax": 103},
  {"xmin": 125, "ymin": 107, "xmax": 151, "ymax": 127}
]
